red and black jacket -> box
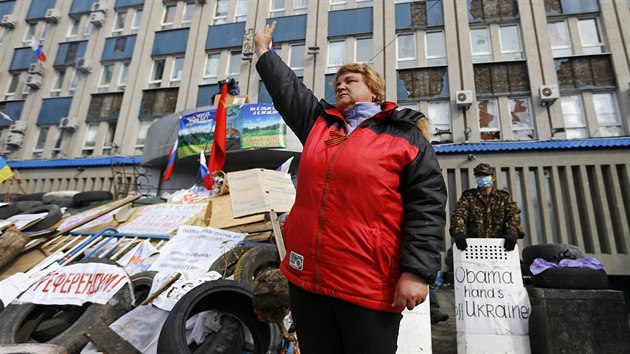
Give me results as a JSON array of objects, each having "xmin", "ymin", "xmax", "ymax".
[{"xmin": 257, "ymin": 51, "xmax": 446, "ymax": 312}]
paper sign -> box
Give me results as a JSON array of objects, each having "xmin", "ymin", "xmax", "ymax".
[
  {"xmin": 149, "ymin": 225, "xmax": 244, "ymax": 275},
  {"xmin": 57, "ymin": 205, "xmax": 111, "ymax": 231},
  {"xmin": 117, "ymin": 240, "xmax": 160, "ymax": 275},
  {"xmin": 454, "ymin": 238, "xmax": 531, "ymax": 335},
  {"xmin": 227, "ymin": 168, "xmax": 295, "ymax": 218},
  {"xmin": 117, "ymin": 202, "xmax": 207, "ymax": 235},
  {"xmin": 151, "ymin": 271, "xmax": 222, "ymax": 311},
  {"xmin": 19, "ymin": 262, "xmax": 130, "ymax": 306},
  {"xmin": 7, "ymin": 212, "xmax": 47, "ymax": 230}
]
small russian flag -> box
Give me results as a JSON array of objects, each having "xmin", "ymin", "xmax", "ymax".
[
  {"xmin": 199, "ymin": 151, "xmax": 214, "ymax": 189},
  {"xmin": 162, "ymin": 138, "xmax": 178, "ymax": 182},
  {"xmin": 29, "ymin": 36, "xmax": 46, "ymax": 62}
]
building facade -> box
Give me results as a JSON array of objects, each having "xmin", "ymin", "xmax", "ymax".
[{"xmin": 0, "ymin": 0, "xmax": 629, "ymax": 276}]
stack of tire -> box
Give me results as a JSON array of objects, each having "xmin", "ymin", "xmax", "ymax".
[
  {"xmin": 0, "ymin": 191, "xmax": 113, "ymax": 232},
  {"xmin": 157, "ymin": 243, "xmax": 282, "ymax": 353},
  {"xmin": 521, "ymin": 243, "xmax": 608, "ymax": 289}
]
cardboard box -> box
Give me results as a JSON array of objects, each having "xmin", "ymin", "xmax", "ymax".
[{"xmin": 214, "ymin": 94, "xmax": 249, "ymax": 107}]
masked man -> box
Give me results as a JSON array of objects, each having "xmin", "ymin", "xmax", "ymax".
[{"xmin": 449, "ymin": 163, "xmax": 524, "ymax": 251}]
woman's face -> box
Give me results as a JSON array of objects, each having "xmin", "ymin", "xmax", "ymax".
[{"xmin": 335, "ymin": 72, "xmax": 375, "ymax": 112}]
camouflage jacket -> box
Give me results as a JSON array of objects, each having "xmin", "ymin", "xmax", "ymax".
[{"xmin": 449, "ymin": 187, "xmax": 523, "ymax": 239}]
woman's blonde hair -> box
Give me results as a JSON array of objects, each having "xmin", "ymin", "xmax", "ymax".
[{"xmin": 332, "ymin": 63, "xmax": 385, "ymax": 103}]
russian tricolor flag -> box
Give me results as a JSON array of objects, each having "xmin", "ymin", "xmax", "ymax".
[
  {"xmin": 29, "ymin": 36, "xmax": 46, "ymax": 62},
  {"xmin": 199, "ymin": 151, "xmax": 214, "ymax": 190},
  {"xmin": 162, "ymin": 138, "xmax": 178, "ymax": 182}
]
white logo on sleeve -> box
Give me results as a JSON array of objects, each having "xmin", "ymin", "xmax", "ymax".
[{"xmin": 289, "ymin": 251, "xmax": 304, "ymax": 271}]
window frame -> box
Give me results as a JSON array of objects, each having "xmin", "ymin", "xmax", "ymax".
[
  {"xmin": 293, "ymin": 0, "xmax": 309, "ymax": 15},
  {"xmin": 289, "ymin": 43, "xmax": 306, "ymax": 76},
  {"xmin": 118, "ymin": 62, "xmax": 130, "ymax": 91},
  {"xmin": 170, "ymin": 56, "xmax": 185, "ymax": 86},
  {"xmin": 577, "ymin": 18, "xmax": 604, "ymax": 54},
  {"xmin": 592, "ymin": 92, "xmax": 622, "ymax": 137},
  {"xmin": 213, "ymin": 0, "xmax": 228, "ymax": 25},
  {"xmin": 50, "ymin": 70, "xmax": 66, "ymax": 97},
  {"xmin": 67, "ymin": 17, "xmax": 80, "ymax": 39},
  {"xmin": 98, "ymin": 63, "xmax": 115, "ymax": 93},
  {"xmin": 5, "ymin": 73, "xmax": 20, "ymax": 101},
  {"xmin": 203, "ymin": 52, "xmax": 221, "ymax": 84},
  {"xmin": 270, "ymin": 0, "xmax": 286, "ymax": 18},
  {"xmin": 182, "ymin": 2, "xmax": 194, "ymax": 27},
  {"xmin": 330, "ymin": 0, "xmax": 347, "ymax": 11},
  {"xmin": 560, "ymin": 94, "xmax": 588, "ymax": 139},
  {"xmin": 131, "ymin": 8, "xmax": 143, "ymax": 34},
  {"xmin": 149, "ymin": 58, "xmax": 166, "ymax": 88},
  {"xmin": 425, "ymin": 30, "xmax": 447, "ymax": 66},
  {"xmin": 508, "ymin": 96, "xmax": 535, "ymax": 140},
  {"xmin": 112, "ymin": 10, "xmax": 127, "ymax": 36},
  {"xmin": 470, "ymin": 27, "xmax": 493, "ymax": 63},
  {"xmin": 355, "ymin": 36, "xmax": 373, "ymax": 64},
  {"xmin": 427, "ymin": 100, "xmax": 451, "ymax": 142},
  {"xmin": 82, "ymin": 123, "xmax": 100, "ymax": 156},
  {"xmin": 548, "ymin": 20, "xmax": 572, "ymax": 57},
  {"xmin": 327, "ymin": 39, "xmax": 346, "ymax": 73},
  {"xmin": 499, "ymin": 24, "xmax": 523, "ymax": 61},
  {"xmin": 227, "ymin": 51, "xmax": 242, "ymax": 79},
  {"xmin": 396, "ymin": 33, "xmax": 417, "ymax": 69},
  {"xmin": 32, "ymin": 126, "xmax": 50, "ymax": 159},
  {"xmin": 162, "ymin": 4, "xmax": 177, "ymax": 30},
  {"xmin": 477, "ymin": 98, "xmax": 501, "ymax": 140}
]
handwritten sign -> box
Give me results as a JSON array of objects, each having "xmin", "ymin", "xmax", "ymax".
[
  {"xmin": 117, "ymin": 202, "xmax": 207, "ymax": 235},
  {"xmin": 151, "ymin": 271, "xmax": 222, "ymax": 311},
  {"xmin": 454, "ymin": 238, "xmax": 531, "ymax": 353},
  {"xmin": 148, "ymin": 225, "xmax": 245, "ymax": 275},
  {"xmin": 19, "ymin": 262, "xmax": 130, "ymax": 306},
  {"xmin": 227, "ymin": 168, "xmax": 295, "ymax": 218}
]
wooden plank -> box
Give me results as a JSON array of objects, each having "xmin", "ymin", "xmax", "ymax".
[
  {"xmin": 83, "ymin": 322, "xmax": 141, "ymax": 354},
  {"xmin": 270, "ymin": 211, "xmax": 286, "ymax": 260},
  {"xmin": 206, "ymin": 195, "xmax": 265, "ymax": 229}
]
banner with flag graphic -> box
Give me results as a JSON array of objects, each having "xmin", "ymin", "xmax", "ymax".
[
  {"xmin": 29, "ymin": 36, "xmax": 46, "ymax": 62},
  {"xmin": 0, "ymin": 157, "xmax": 14, "ymax": 183}
]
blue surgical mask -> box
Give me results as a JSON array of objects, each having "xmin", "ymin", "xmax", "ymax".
[{"xmin": 475, "ymin": 176, "xmax": 493, "ymax": 188}]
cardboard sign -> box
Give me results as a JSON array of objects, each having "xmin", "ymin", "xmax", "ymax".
[
  {"xmin": 151, "ymin": 271, "xmax": 222, "ymax": 311},
  {"xmin": 19, "ymin": 262, "xmax": 130, "ymax": 306},
  {"xmin": 227, "ymin": 168, "xmax": 295, "ymax": 218},
  {"xmin": 117, "ymin": 202, "xmax": 207, "ymax": 235}
]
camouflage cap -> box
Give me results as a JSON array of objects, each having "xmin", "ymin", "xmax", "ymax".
[
  {"xmin": 474, "ymin": 163, "xmax": 495, "ymax": 176},
  {"xmin": 252, "ymin": 269, "xmax": 290, "ymax": 324}
]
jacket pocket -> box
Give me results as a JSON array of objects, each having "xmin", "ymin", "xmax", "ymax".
[{"xmin": 372, "ymin": 226, "xmax": 391, "ymax": 282}]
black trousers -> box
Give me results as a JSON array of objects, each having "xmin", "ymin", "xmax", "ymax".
[{"xmin": 289, "ymin": 283, "xmax": 403, "ymax": 354}]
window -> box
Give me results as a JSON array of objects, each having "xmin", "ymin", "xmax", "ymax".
[
  {"xmin": 509, "ymin": 97, "xmax": 534, "ymax": 140},
  {"xmin": 328, "ymin": 40, "xmax": 346, "ymax": 73},
  {"xmin": 162, "ymin": 4, "xmax": 177, "ymax": 29},
  {"xmin": 330, "ymin": 0, "xmax": 346, "ymax": 11},
  {"xmin": 294, "ymin": 0, "xmax": 309, "ymax": 15},
  {"xmin": 40, "ymin": 22, "xmax": 49, "ymax": 43},
  {"xmin": 578, "ymin": 18, "xmax": 604, "ymax": 54},
  {"xmin": 84, "ymin": 22, "xmax": 94, "ymax": 38},
  {"xmin": 69, "ymin": 71, "xmax": 79, "ymax": 96},
  {"xmin": 135, "ymin": 120, "xmax": 155, "ymax": 154},
  {"xmin": 67, "ymin": 18, "xmax": 80, "ymax": 39},
  {"xmin": 471, "ymin": 27, "xmax": 492, "ymax": 63},
  {"xmin": 102, "ymin": 122, "xmax": 117, "ymax": 155},
  {"xmin": 131, "ymin": 8, "xmax": 142, "ymax": 34},
  {"xmin": 112, "ymin": 11, "xmax": 126, "ymax": 36},
  {"xmin": 397, "ymin": 33, "xmax": 417, "ymax": 69},
  {"xmin": 227, "ymin": 51, "xmax": 241, "ymax": 79},
  {"xmin": 560, "ymin": 95, "xmax": 587, "ymax": 139},
  {"xmin": 149, "ymin": 59, "xmax": 166, "ymax": 88},
  {"xmin": 98, "ymin": 64, "xmax": 115, "ymax": 93},
  {"xmin": 355, "ymin": 37, "xmax": 373, "ymax": 64},
  {"xmin": 118, "ymin": 62, "xmax": 130, "ymax": 91},
  {"xmin": 0, "ymin": 27, "xmax": 5, "ymax": 46},
  {"xmin": 214, "ymin": 0, "xmax": 228, "ymax": 24},
  {"xmin": 82, "ymin": 123, "xmax": 99, "ymax": 156},
  {"xmin": 286, "ymin": 44, "xmax": 305, "ymax": 76},
  {"xmin": 203, "ymin": 53, "xmax": 220, "ymax": 84},
  {"xmin": 593, "ymin": 93, "xmax": 622, "ymax": 137},
  {"xmin": 235, "ymin": 0, "xmax": 248, "ymax": 22},
  {"xmin": 50, "ymin": 71, "xmax": 65, "ymax": 97},
  {"xmin": 24, "ymin": 23, "xmax": 36, "ymax": 44},
  {"xmin": 170, "ymin": 56, "xmax": 185, "ymax": 86},
  {"xmin": 499, "ymin": 25, "xmax": 523, "ymax": 60},
  {"xmin": 270, "ymin": 0, "xmax": 285, "ymax": 18},
  {"xmin": 5, "ymin": 74, "xmax": 19, "ymax": 100},
  {"xmin": 182, "ymin": 2, "xmax": 194, "ymax": 27},
  {"xmin": 427, "ymin": 101, "xmax": 451, "ymax": 143},
  {"xmin": 21, "ymin": 83, "xmax": 30, "ymax": 99},
  {"xmin": 356, "ymin": 0, "xmax": 372, "ymax": 8},
  {"xmin": 426, "ymin": 31, "xmax": 446, "ymax": 66},
  {"xmin": 52, "ymin": 129, "xmax": 65, "ymax": 158},
  {"xmin": 548, "ymin": 21, "xmax": 572, "ymax": 57},
  {"xmin": 478, "ymin": 99, "xmax": 501, "ymax": 140},
  {"xmin": 33, "ymin": 126, "xmax": 49, "ymax": 159}
]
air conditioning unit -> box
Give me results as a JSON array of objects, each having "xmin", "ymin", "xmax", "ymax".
[
  {"xmin": 45, "ymin": 8, "xmax": 61, "ymax": 23},
  {"xmin": 91, "ymin": 0, "xmax": 107, "ymax": 13},
  {"xmin": 76, "ymin": 58, "xmax": 93, "ymax": 73},
  {"xmin": 26, "ymin": 74, "xmax": 42, "ymax": 89},
  {"xmin": 89, "ymin": 11, "xmax": 106, "ymax": 27},
  {"xmin": 9, "ymin": 120, "xmax": 27, "ymax": 134},
  {"xmin": 539, "ymin": 84, "xmax": 559, "ymax": 105},
  {"xmin": 59, "ymin": 117, "xmax": 78, "ymax": 130},
  {"xmin": 197, "ymin": 0, "xmax": 207, "ymax": 3},
  {"xmin": 455, "ymin": 90, "xmax": 473, "ymax": 108},
  {"xmin": 0, "ymin": 14, "xmax": 16, "ymax": 29},
  {"xmin": 6, "ymin": 132, "xmax": 24, "ymax": 147},
  {"xmin": 28, "ymin": 62, "xmax": 44, "ymax": 75}
]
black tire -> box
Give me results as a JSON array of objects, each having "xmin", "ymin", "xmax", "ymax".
[
  {"xmin": 42, "ymin": 191, "xmax": 80, "ymax": 208},
  {"xmin": 0, "ymin": 203, "xmax": 19, "ymax": 219},
  {"xmin": 209, "ymin": 244, "xmax": 255, "ymax": 278},
  {"xmin": 157, "ymin": 280, "xmax": 280, "ymax": 354},
  {"xmin": 234, "ymin": 245, "xmax": 280, "ymax": 289},
  {"xmin": 14, "ymin": 200, "xmax": 44, "ymax": 213},
  {"xmin": 532, "ymin": 267, "xmax": 608, "ymax": 289},
  {"xmin": 31, "ymin": 305, "xmax": 87, "ymax": 342},
  {"xmin": 192, "ymin": 315, "xmax": 244, "ymax": 354},
  {"xmin": 14, "ymin": 193, "xmax": 46, "ymax": 202},
  {"xmin": 130, "ymin": 271, "xmax": 157, "ymax": 307},
  {"xmin": 522, "ymin": 243, "xmax": 584, "ymax": 266},
  {"xmin": 71, "ymin": 191, "xmax": 113, "ymax": 207},
  {"xmin": 21, "ymin": 204, "xmax": 62, "ymax": 232},
  {"xmin": 0, "ymin": 258, "xmax": 133, "ymax": 354}
]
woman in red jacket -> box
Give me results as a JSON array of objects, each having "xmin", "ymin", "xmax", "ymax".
[{"xmin": 255, "ymin": 22, "xmax": 447, "ymax": 353}]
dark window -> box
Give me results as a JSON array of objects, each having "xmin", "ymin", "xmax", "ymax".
[
  {"xmin": 468, "ymin": 0, "xmax": 519, "ymax": 23},
  {"xmin": 114, "ymin": 0, "xmax": 145, "ymax": 9},
  {"xmin": 27, "ymin": 0, "xmax": 55, "ymax": 20},
  {"xmin": 397, "ymin": 67, "xmax": 449, "ymax": 100},
  {"xmin": 555, "ymin": 56, "xmax": 616, "ymax": 90},
  {"xmin": 0, "ymin": 1, "xmax": 16, "ymax": 19},
  {"xmin": 152, "ymin": 29, "xmax": 189, "ymax": 56},
  {"xmin": 0, "ymin": 100, "xmax": 25, "ymax": 127},
  {"xmin": 139, "ymin": 88, "xmax": 179, "ymax": 120},
  {"xmin": 87, "ymin": 93, "xmax": 124, "ymax": 122},
  {"xmin": 328, "ymin": 8, "xmax": 373, "ymax": 37},
  {"xmin": 474, "ymin": 62, "xmax": 530, "ymax": 95},
  {"xmin": 265, "ymin": 15, "xmax": 307, "ymax": 43},
  {"xmin": 10, "ymin": 48, "xmax": 37, "ymax": 71},
  {"xmin": 37, "ymin": 97, "xmax": 73, "ymax": 125},
  {"xmin": 102, "ymin": 35, "xmax": 137, "ymax": 61},
  {"xmin": 55, "ymin": 41, "xmax": 89, "ymax": 67},
  {"xmin": 206, "ymin": 22, "xmax": 245, "ymax": 50},
  {"xmin": 545, "ymin": 0, "xmax": 599, "ymax": 16}
]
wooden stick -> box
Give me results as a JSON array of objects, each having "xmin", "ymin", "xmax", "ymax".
[{"xmin": 139, "ymin": 273, "xmax": 181, "ymax": 306}]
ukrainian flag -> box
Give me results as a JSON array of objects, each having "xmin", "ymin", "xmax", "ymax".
[{"xmin": 0, "ymin": 157, "xmax": 13, "ymax": 183}]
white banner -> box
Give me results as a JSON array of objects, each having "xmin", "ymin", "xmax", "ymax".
[
  {"xmin": 117, "ymin": 239, "xmax": 160, "ymax": 275},
  {"xmin": 454, "ymin": 238, "xmax": 531, "ymax": 335},
  {"xmin": 151, "ymin": 271, "xmax": 222, "ymax": 311},
  {"xmin": 19, "ymin": 262, "xmax": 130, "ymax": 306},
  {"xmin": 117, "ymin": 203, "xmax": 207, "ymax": 235},
  {"xmin": 148, "ymin": 225, "xmax": 244, "ymax": 276}
]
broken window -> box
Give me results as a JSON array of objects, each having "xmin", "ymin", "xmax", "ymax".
[
  {"xmin": 474, "ymin": 62, "xmax": 530, "ymax": 95},
  {"xmin": 397, "ymin": 67, "xmax": 449, "ymax": 99},
  {"xmin": 510, "ymin": 97, "xmax": 534, "ymax": 140},
  {"xmin": 555, "ymin": 56, "xmax": 615, "ymax": 90},
  {"xmin": 478, "ymin": 99, "xmax": 501, "ymax": 140},
  {"xmin": 468, "ymin": 0, "xmax": 518, "ymax": 23}
]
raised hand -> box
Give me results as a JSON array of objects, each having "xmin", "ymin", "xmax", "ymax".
[{"xmin": 254, "ymin": 21, "xmax": 276, "ymax": 57}]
